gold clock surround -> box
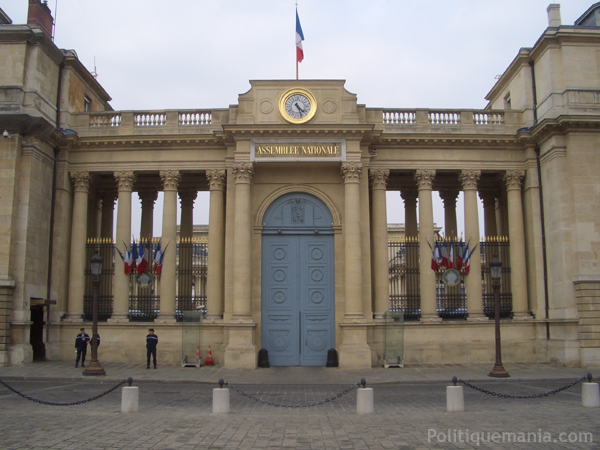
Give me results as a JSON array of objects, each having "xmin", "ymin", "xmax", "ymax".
[{"xmin": 278, "ymin": 88, "xmax": 317, "ymax": 124}]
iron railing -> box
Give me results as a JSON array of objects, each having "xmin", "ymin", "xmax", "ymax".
[{"xmin": 84, "ymin": 239, "xmax": 114, "ymax": 321}]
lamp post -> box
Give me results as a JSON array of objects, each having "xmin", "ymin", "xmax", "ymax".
[
  {"xmin": 83, "ymin": 252, "xmax": 106, "ymax": 376},
  {"xmin": 488, "ymin": 255, "xmax": 509, "ymax": 378}
]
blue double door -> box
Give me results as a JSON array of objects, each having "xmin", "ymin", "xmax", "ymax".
[{"xmin": 261, "ymin": 234, "xmax": 334, "ymax": 366}]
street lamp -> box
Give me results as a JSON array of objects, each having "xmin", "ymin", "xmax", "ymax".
[
  {"xmin": 488, "ymin": 255, "xmax": 509, "ymax": 378},
  {"xmin": 83, "ymin": 252, "xmax": 106, "ymax": 376}
]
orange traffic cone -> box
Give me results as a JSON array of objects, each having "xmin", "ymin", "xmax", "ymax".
[{"xmin": 205, "ymin": 345, "xmax": 214, "ymax": 366}]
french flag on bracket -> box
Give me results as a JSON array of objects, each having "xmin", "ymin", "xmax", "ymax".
[{"xmin": 296, "ymin": 9, "xmax": 305, "ymax": 63}]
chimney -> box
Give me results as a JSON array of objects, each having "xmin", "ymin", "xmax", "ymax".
[
  {"xmin": 27, "ymin": 0, "xmax": 54, "ymax": 39},
  {"xmin": 547, "ymin": 4, "xmax": 561, "ymax": 27}
]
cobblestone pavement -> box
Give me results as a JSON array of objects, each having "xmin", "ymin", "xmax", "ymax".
[{"xmin": 0, "ymin": 378, "xmax": 598, "ymax": 449}]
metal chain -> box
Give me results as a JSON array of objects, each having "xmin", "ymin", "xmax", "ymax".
[
  {"xmin": 225, "ymin": 381, "xmax": 360, "ymax": 408},
  {"xmin": 458, "ymin": 376, "xmax": 587, "ymax": 399},
  {"xmin": 0, "ymin": 379, "xmax": 128, "ymax": 406}
]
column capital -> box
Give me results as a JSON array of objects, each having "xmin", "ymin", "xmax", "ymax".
[
  {"xmin": 160, "ymin": 170, "xmax": 181, "ymax": 191},
  {"xmin": 341, "ymin": 162, "xmax": 363, "ymax": 183},
  {"xmin": 504, "ymin": 170, "xmax": 525, "ymax": 191},
  {"xmin": 114, "ymin": 171, "xmax": 136, "ymax": 191},
  {"xmin": 138, "ymin": 190, "xmax": 158, "ymax": 204},
  {"xmin": 400, "ymin": 187, "xmax": 418, "ymax": 205},
  {"xmin": 459, "ymin": 169, "xmax": 481, "ymax": 190},
  {"xmin": 414, "ymin": 169, "xmax": 436, "ymax": 189},
  {"xmin": 369, "ymin": 169, "xmax": 389, "ymax": 190},
  {"xmin": 478, "ymin": 188, "xmax": 499, "ymax": 207},
  {"xmin": 207, "ymin": 169, "xmax": 226, "ymax": 191},
  {"xmin": 178, "ymin": 189, "xmax": 198, "ymax": 206},
  {"xmin": 232, "ymin": 163, "xmax": 254, "ymax": 184},
  {"xmin": 70, "ymin": 172, "xmax": 91, "ymax": 192},
  {"xmin": 439, "ymin": 189, "xmax": 459, "ymax": 206}
]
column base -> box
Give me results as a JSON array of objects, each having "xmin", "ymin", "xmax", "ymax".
[
  {"xmin": 107, "ymin": 314, "xmax": 130, "ymax": 324},
  {"xmin": 223, "ymin": 323, "xmax": 256, "ymax": 369},
  {"xmin": 512, "ymin": 312, "xmax": 532, "ymax": 321},
  {"xmin": 467, "ymin": 313, "xmax": 488, "ymax": 322},
  {"xmin": 154, "ymin": 314, "xmax": 177, "ymax": 324},
  {"xmin": 420, "ymin": 314, "xmax": 442, "ymax": 323},
  {"xmin": 62, "ymin": 314, "xmax": 84, "ymax": 323},
  {"xmin": 338, "ymin": 323, "xmax": 372, "ymax": 369}
]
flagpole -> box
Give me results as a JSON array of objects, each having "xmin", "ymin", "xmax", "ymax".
[{"xmin": 296, "ymin": 0, "xmax": 298, "ymax": 80}]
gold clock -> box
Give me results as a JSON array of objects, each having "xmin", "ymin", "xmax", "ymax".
[{"xmin": 279, "ymin": 88, "xmax": 317, "ymax": 124}]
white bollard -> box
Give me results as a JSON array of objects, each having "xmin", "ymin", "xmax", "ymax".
[
  {"xmin": 213, "ymin": 388, "xmax": 230, "ymax": 414},
  {"xmin": 582, "ymin": 383, "xmax": 600, "ymax": 408},
  {"xmin": 121, "ymin": 386, "xmax": 139, "ymax": 413},
  {"xmin": 356, "ymin": 388, "xmax": 374, "ymax": 414},
  {"xmin": 446, "ymin": 386, "xmax": 464, "ymax": 412}
]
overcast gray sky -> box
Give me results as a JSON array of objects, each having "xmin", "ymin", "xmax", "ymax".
[{"xmin": 3, "ymin": 0, "xmax": 594, "ymax": 237}]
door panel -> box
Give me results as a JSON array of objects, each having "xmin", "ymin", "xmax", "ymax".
[{"xmin": 262, "ymin": 234, "xmax": 334, "ymax": 366}]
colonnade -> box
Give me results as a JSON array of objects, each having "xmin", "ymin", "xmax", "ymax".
[{"xmin": 63, "ymin": 165, "xmax": 530, "ymax": 329}]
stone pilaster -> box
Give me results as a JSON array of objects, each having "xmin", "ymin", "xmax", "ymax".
[
  {"xmin": 415, "ymin": 170, "xmax": 440, "ymax": 322},
  {"xmin": 504, "ymin": 170, "xmax": 530, "ymax": 319},
  {"xmin": 156, "ymin": 170, "xmax": 180, "ymax": 323},
  {"xmin": 206, "ymin": 170, "xmax": 226, "ymax": 321},
  {"xmin": 65, "ymin": 172, "xmax": 91, "ymax": 322},
  {"xmin": 370, "ymin": 169, "xmax": 390, "ymax": 319},
  {"xmin": 109, "ymin": 171, "xmax": 136, "ymax": 322},
  {"xmin": 460, "ymin": 169, "xmax": 485, "ymax": 321}
]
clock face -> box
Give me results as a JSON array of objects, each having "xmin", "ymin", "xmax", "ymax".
[
  {"xmin": 285, "ymin": 94, "xmax": 311, "ymax": 119},
  {"xmin": 279, "ymin": 88, "xmax": 317, "ymax": 124}
]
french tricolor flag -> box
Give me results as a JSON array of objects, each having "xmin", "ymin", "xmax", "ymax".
[{"xmin": 296, "ymin": 10, "xmax": 304, "ymax": 63}]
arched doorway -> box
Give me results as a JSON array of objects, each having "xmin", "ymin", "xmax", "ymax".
[{"xmin": 261, "ymin": 192, "xmax": 335, "ymax": 366}]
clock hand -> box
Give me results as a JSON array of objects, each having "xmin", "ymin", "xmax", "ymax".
[{"xmin": 294, "ymin": 102, "xmax": 306, "ymax": 116}]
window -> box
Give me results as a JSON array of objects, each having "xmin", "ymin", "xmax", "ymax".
[{"xmin": 83, "ymin": 96, "xmax": 91, "ymax": 112}]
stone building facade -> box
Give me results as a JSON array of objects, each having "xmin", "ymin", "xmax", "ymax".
[{"xmin": 1, "ymin": 1, "xmax": 599, "ymax": 369}]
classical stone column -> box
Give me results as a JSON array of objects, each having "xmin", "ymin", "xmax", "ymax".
[
  {"xmin": 206, "ymin": 170, "xmax": 226, "ymax": 321},
  {"xmin": 157, "ymin": 170, "xmax": 180, "ymax": 323},
  {"xmin": 415, "ymin": 170, "xmax": 440, "ymax": 322},
  {"xmin": 65, "ymin": 172, "xmax": 91, "ymax": 321},
  {"xmin": 138, "ymin": 190, "xmax": 158, "ymax": 241},
  {"xmin": 439, "ymin": 190, "xmax": 459, "ymax": 239},
  {"xmin": 178, "ymin": 190, "xmax": 197, "ymax": 301},
  {"xmin": 400, "ymin": 188, "xmax": 418, "ymax": 238},
  {"xmin": 460, "ymin": 169, "xmax": 485, "ymax": 321},
  {"xmin": 370, "ymin": 169, "xmax": 390, "ymax": 319},
  {"xmin": 504, "ymin": 170, "xmax": 530, "ymax": 319},
  {"xmin": 479, "ymin": 189, "xmax": 499, "ymax": 238},
  {"xmin": 338, "ymin": 162, "xmax": 371, "ymax": 369},
  {"xmin": 99, "ymin": 191, "xmax": 116, "ymax": 239},
  {"xmin": 109, "ymin": 171, "xmax": 136, "ymax": 322},
  {"xmin": 225, "ymin": 163, "xmax": 256, "ymax": 370},
  {"xmin": 179, "ymin": 190, "xmax": 197, "ymax": 238}
]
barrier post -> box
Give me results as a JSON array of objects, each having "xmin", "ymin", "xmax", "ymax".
[
  {"xmin": 582, "ymin": 374, "xmax": 600, "ymax": 408},
  {"xmin": 447, "ymin": 376, "xmax": 464, "ymax": 412},
  {"xmin": 356, "ymin": 379, "xmax": 373, "ymax": 414},
  {"xmin": 121, "ymin": 378, "xmax": 138, "ymax": 413},
  {"xmin": 213, "ymin": 379, "xmax": 230, "ymax": 414}
]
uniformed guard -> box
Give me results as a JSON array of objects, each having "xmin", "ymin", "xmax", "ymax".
[
  {"xmin": 75, "ymin": 328, "xmax": 90, "ymax": 368},
  {"xmin": 146, "ymin": 328, "xmax": 158, "ymax": 369}
]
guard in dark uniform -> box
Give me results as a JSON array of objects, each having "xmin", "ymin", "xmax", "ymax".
[
  {"xmin": 75, "ymin": 328, "xmax": 90, "ymax": 368},
  {"xmin": 146, "ymin": 328, "xmax": 158, "ymax": 369}
]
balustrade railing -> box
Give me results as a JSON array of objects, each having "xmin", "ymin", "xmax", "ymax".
[
  {"xmin": 89, "ymin": 113, "xmax": 122, "ymax": 128},
  {"xmin": 134, "ymin": 112, "xmax": 167, "ymax": 127},
  {"xmin": 179, "ymin": 111, "xmax": 212, "ymax": 126},
  {"xmin": 381, "ymin": 109, "xmax": 506, "ymax": 128},
  {"xmin": 429, "ymin": 111, "xmax": 461, "ymax": 125},
  {"xmin": 474, "ymin": 111, "xmax": 504, "ymax": 125},
  {"xmin": 383, "ymin": 110, "xmax": 416, "ymax": 125}
]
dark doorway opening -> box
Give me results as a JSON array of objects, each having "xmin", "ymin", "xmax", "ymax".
[{"xmin": 30, "ymin": 305, "xmax": 46, "ymax": 361}]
